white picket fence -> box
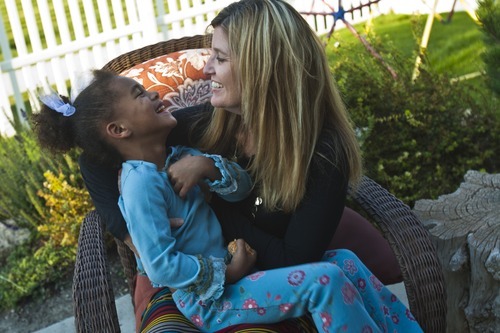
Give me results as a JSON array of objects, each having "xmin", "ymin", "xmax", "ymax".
[
  {"xmin": 0, "ymin": 0, "xmax": 472, "ymax": 136},
  {"xmin": 0, "ymin": 0, "xmax": 241, "ymax": 136}
]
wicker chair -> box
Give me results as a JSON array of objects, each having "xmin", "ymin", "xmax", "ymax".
[{"xmin": 72, "ymin": 34, "xmax": 447, "ymax": 333}]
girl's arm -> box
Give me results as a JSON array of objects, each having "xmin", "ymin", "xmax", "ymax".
[
  {"xmin": 119, "ymin": 161, "xmax": 226, "ymax": 301},
  {"xmin": 168, "ymin": 148, "xmax": 253, "ymax": 202}
]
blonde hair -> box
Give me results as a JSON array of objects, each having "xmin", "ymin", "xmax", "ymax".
[{"xmin": 200, "ymin": 0, "xmax": 362, "ymax": 212}]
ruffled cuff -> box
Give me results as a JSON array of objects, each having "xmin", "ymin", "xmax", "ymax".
[
  {"xmin": 185, "ymin": 255, "xmax": 226, "ymax": 302},
  {"xmin": 202, "ymin": 154, "xmax": 240, "ymax": 195}
]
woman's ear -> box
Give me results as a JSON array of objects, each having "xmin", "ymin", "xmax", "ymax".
[{"xmin": 106, "ymin": 122, "xmax": 131, "ymax": 139}]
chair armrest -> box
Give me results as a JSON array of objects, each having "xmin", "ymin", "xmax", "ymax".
[
  {"xmin": 73, "ymin": 210, "xmax": 120, "ymax": 333},
  {"xmin": 348, "ymin": 176, "xmax": 447, "ymax": 333}
]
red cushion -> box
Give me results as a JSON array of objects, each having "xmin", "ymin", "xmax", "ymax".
[
  {"xmin": 329, "ymin": 207, "xmax": 402, "ymax": 285},
  {"xmin": 134, "ymin": 274, "xmax": 162, "ymax": 332}
]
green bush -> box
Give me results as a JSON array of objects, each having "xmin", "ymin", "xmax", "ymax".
[
  {"xmin": 0, "ymin": 129, "xmax": 92, "ymax": 310},
  {"xmin": 477, "ymin": 0, "xmax": 500, "ymax": 95},
  {"xmin": 37, "ymin": 170, "xmax": 93, "ymax": 247},
  {"xmin": 328, "ymin": 37, "xmax": 499, "ymax": 205},
  {"xmin": 0, "ymin": 130, "xmax": 82, "ymax": 229},
  {"xmin": 0, "ymin": 240, "xmax": 76, "ymax": 309}
]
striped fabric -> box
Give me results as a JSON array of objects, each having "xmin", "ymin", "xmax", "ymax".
[{"xmin": 139, "ymin": 288, "xmax": 317, "ymax": 333}]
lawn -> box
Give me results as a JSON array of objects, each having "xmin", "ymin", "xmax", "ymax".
[{"xmin": 325, "ymin": 11, "xmax": 484, "ymax": 78}]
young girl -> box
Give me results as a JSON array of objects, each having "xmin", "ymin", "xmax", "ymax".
[{"xmin": 33, "ymin": 70, "xmax": 422, "ymax": 332}]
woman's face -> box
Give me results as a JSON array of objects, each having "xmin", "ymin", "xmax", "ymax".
[{"xmin": 203, "ymin": 27, "xmax": 241, "ymax": 114}]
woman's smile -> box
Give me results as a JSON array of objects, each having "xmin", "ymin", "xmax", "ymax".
[{"xmin": 203, "ymin": 26, "xmax": 241, "ymax": 114}]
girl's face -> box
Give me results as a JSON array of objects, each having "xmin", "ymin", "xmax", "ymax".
[
  {"xmin": 111, "ymin": 76, "xmax": 177, "ymax": 136},
  {"xmin": 203, "ymin": 27, "xmax": 241, "ymax": 114}
]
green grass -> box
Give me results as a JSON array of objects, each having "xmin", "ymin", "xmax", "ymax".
[{"xmin": 327, "ymin": 11, "xmax": 484, "ymax": 78}]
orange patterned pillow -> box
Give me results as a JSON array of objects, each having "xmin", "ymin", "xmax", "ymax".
[{"xmin": 120, "ymin": 48, "xmax": 212, "ymax": 112}]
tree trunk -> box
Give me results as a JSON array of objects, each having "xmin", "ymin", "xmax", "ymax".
[{"xmin": 413, "ymin": 170, "xmax": 500, "ymax": 333}]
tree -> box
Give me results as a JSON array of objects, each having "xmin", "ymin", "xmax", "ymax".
[{"xmin": 477, "ymin": 0, "xmax": 500, "ymax": 95}]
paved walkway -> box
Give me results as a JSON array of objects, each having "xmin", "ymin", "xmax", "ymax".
[
  {"xmin": 34, "ymin": 282, "xmax": 408, "ymax": 333},
  {"xmin": 34, "ymin": 294, "xmax": 135, "ymax": 333}
]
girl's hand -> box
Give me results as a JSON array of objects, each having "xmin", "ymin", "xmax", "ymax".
[
  {"xmin": 225, "ymin": 239, "xmax": 257, "ymax": 284},
  {"xmin": 167, "ymin": 155, "xmax": 221, "ymax": 198}
]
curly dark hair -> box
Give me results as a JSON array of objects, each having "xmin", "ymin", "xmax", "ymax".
[{"xmin": 32, "ymin": 70, "xmax": 124, "ymax": 168}]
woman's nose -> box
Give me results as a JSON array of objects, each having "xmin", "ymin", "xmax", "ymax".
[{"xmin": 203, "ymin": 59, "xmax": 213, "ymax": 75}]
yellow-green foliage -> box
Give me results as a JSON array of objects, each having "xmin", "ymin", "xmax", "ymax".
[
  {"xmin": 37, "ymin": 171, "xmax": 93, "ymax": 247},
  {"xmin": 0, "ymin": 169, "xmax": 94, "ymax": 311},
  {"xmin": 0, "ymin": 129, "xmax": 95, "ymax": 311}
]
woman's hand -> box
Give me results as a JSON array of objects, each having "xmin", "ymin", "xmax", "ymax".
[
  {"xmin": 225, "ymin": 239, "xmax": 257, "ymax": 284},
  {"xmin": 167, "ymin": 155, "xmax": 221, "ymax": 198}
]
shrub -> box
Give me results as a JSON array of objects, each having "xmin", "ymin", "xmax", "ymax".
[
  {"xmin": 0, "ymin": 129, "xmax": 93, "ymax": 310},
  {"xmin": 0, "ymin": 240, "xmax": 75, "ymax": 310},
  {"xmin": 37, "ymin": 171, "xmax": 93, "ymax": 247},
  {"xmin": 0, "ymin": 130, "xmax": 82, "ymax": 229},
  {"xmin": 477, "ymin": 0, "xmax": 500, "ymax": 96},
  {"xmin": 328, "ymin": 36, "xmax": 499, "ymax": 205}
]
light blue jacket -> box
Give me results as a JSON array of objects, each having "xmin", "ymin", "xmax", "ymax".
[{"xmin": 118, "ymin": 145, "xmax": 252, "ymax": 301}]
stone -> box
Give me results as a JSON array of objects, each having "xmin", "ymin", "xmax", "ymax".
[{"xmin": 0, "ymin": 219, "xmax": 30, "ymax": 262}]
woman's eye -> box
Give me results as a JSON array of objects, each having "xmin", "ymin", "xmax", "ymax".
[{"xmin": 216, "ymin": 57, "xmax": 226, "ymax": 64}]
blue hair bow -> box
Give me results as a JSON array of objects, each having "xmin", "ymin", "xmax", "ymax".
[{"xmin": 38, "ymin": 92, "xmax": 76, "ymax": 117}]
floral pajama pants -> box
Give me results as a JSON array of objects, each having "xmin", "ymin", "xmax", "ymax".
[{"xmin": 173, "ymin": 249, "xmax": 423, "ymax": 333}]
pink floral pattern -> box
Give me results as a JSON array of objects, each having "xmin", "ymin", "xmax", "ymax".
[
  {"xmin": 341, "ymin": 281, "xmax": 358, "ymax": 305},
  {"xmin": 406, "ymin": 308, "xmax": 417, "ymax": 321},
  {"xmin": 279, "ymin": 303, "xmax": 293, "ymax": 313},
  {"xmin": 246, "ymin": 271, "xmax": 265, "ymax": 281},
  {"xmin": 319, "ymin": 274, "xmax": 330, "ymax": 285},
  {"xmin": 288, "ymin": 270, "xmax": 306, "ymax": 286},
  {"xmin": 370, "ymin": 275, "xmax": 383, "ymax": 292},
  {"xmin": 357, "ymin": 277, "xmax": 367, "ymax": 291},
  {"xmin": 320, "ymin": 312, "xmax": 332, "ymax": 332},
  {"xmin": 362, "ymin": 326, "xmax": 374, "ymax": 333},
  {"xmin": 173, "ymin": 249, "xmax": 422, "ymax": 332},
  {"xmin": 242, "ymin": 298, "xmax": 258, "ymax": 309},
  {"xmin": 343, "ymin": 258, "xmax": 358, "ymax": 275},
  {"xmin": 190, "ymin": 314, "xmax": 203, "ymax": 327}
]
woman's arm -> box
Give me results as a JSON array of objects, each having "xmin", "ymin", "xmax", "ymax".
[{"xmin": 214, "ymin": 157, "xmax": 347, "ymax": 270}]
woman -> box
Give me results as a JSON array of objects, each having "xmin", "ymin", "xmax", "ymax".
[{"xmin": 179, "ymin": 0, "xmax": 363, "ymax": 270}]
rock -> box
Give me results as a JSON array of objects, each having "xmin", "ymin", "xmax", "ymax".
[{"xmin": 0, "ymin": 220, "xmax": 30, "ymax": 262}]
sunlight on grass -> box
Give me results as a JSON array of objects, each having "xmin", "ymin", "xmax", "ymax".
[{"xmin": 327, "ymin": 12, "xmax": 484, "ymax": 78}]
